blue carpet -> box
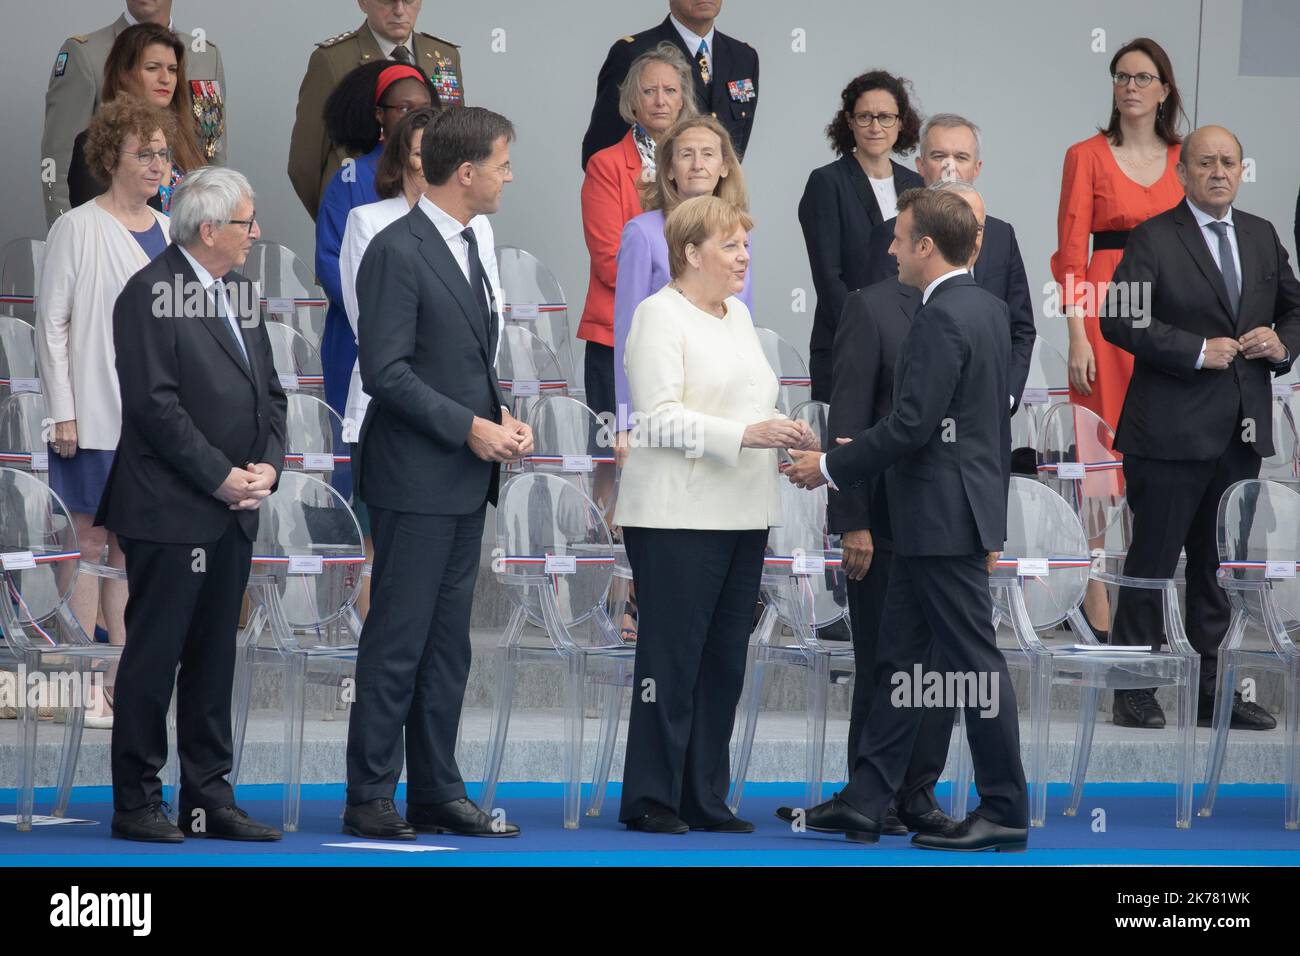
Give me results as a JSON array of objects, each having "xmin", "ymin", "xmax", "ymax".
[{"xmin": 2, "ymin": 783, "xmax": 1297, "ymax": 866}]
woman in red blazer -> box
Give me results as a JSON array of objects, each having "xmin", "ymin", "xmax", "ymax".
[{"xmin": 579, "ymin": 41, "xmax": 697, "ymax": 422}]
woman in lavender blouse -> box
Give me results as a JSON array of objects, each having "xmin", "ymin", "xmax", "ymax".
[{"xmin": 613, "ymin": 116, "xmax": 751, "ymax": 460}]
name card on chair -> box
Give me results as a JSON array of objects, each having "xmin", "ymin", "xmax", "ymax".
[
  {"xmin": 544, "ymin": 554, "xmax": 577, "ymax": 574},
  {"xmin": 279, "ymin": 373, "xmax": 300, "ymax": 390},
  {"xmin": 510, "ymin": 303, "xmax": 539, "ymax": 320},
  {"xmin": 30, "ymin": 452, "xmax": 48, "ymax": 472},
  {"xmin": 302, "ymin": 453, "xmax": 334, "ymax": 472},
  {"xmin": 288, "ymin": 555, "xmax": 323, "ymax": 575},
  {"xmin": 1020, "ymin": 388, "xmax": 1049, "ymax": 405},
  {"xmin": 792, "ymin": 554, "xmax": 825, "ymax": 575},
  {"xmin": 1, "ymin": 551, "xmax": 36, "ymax": 570},
  {"xmin": 9, "ymin": 378, "xmax": 40, "ymax": 394},
  {"xmin": 1017, "ymin": 557, "xmax": 1049, "ymax": 577},
  {"xmin": 1056, "ymin": 462, "xmax": 1085, "ymax": 480},
  {"xmin": 511, "ymin": 379, "xmax": 540, "ymax": 396},
  {"xmin": 1265, "ymin": 560, "xmax": 1296, "ymax": 579},
  {"xmin": 267, "ymin": 297, "xmax": 296, "ymax": 316},
  {"xmin": 562, "ymin": 455, "xmax": 593, "ymax": 472}
]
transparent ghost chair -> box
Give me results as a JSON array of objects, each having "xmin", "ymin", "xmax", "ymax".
[
  {"xmin": 231, "ymin": 471, "xmax": 365, "ymax": 831},
  {"xmin": 266, "ymin": 322, "xmax": 326, "ymax": 398},
  {"xmin": 1036, "ymin": 402, "xmax": 1127, "ymax": 542},
  {"xmin": 1201, "ymin": 479, "xmax": 1300, "ymax": 829},
  {"xmin": 0, "ymin": 238, "xmax": 45, "ymax": 326},
  {"xmin": 244, "ymin": 240, "xmax": 327, "ymax": 349},
  {"xmin": 1258, "ymin": 392, "xmax": 1300, "ymax": 482},
  {"xmin": 479, "ymin": 473, "xmax": 636, "ymax": 829},
  {"xmin": 0, "ymin": 392, "xmax": 52, "ymax": 484},
  {"xmin": 495, "ymin": 245, "xmax": 577, "ymax": 391},
  {"xmin": 1010, "ymin": 338, "xmax": 1070, "ymax": 475},
  {"xmin": 496, "ymin": 325, "xmax": 568, "ymax": 422},
  {"xmin": 283, "ymin": 392, "xmax": 353, "ymax": 496},
  {"xmin": 0, "ymin": 467, "xmax": 121, "ymax": 831},
  {"xmin": 728, "ymin": 459, "xmax": 850, "ymax": 814},
  {"xmin": 0, "ymin": 316, "xmax": 41, "ymax": 398},
  {"xmin": 950, "ymin": 477, "xmax": 1199, "ymax": 827},
  {"xmin": 754, "ymin": 327, "xmax": 811, "ymax": 415}
]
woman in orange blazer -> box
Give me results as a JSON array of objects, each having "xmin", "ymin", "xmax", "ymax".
[{"xmin": 579, "ymin": 41, "xmax": 697, "ymax": 422}]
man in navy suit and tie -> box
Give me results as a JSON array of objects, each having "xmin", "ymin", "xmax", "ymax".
[
  {"xmin": 343, "ymin": 106, "xmax": 534, "ymax": 840},
  {"xmin": 782, "ymin": 187, "xmax": 1029, "ymax": 852},
  {"xmin": 864, "ymin": 114, "xmax": 1036, "ymax": 407}
]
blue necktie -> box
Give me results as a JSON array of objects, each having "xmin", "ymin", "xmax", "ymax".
[
  {"xmin": 1207, "ymin": 221, "xmax": 1240, "ymax": 317},
  {"xmin": 215, "ymin": 279, "xmax": 249, "ymax": 367}
]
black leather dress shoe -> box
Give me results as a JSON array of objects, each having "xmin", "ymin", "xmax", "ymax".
[
  {"xmin": 911, "ymin": 813, "xmax": 1027, "ymax": 852},
  {"xmin": 624, "ymin": 806, "xmax": 689, "ymax": 834},
  {"xmin": 689, "ymin": 816, "xmax": 755, "ymax": 833},
  {"xmin": 882, "ymin": 807, "xmax": 909, "ymax": 836},
  {"xmin": 1199, "ymin": 692, "xmax": 1277, "ymax": 730},
  {"xmin": 407, "ymin": 797, "xmax": 520, "ymax": 837},
  {"xmin": 897, "ymin": 806, "xmax": 956, "ymax": 836},
  {"xmin": 181, "ymin": 805, "xmax": 282, "ymax": 841},
  {"xmin": 111, "ymin": 803, "xmax": 183, "ymax": 843},
  {"xmin": 779, "ymin": 793, "xmax": 881, "ymax": 843},
  {"xmin": 1113, "ymin": 688, "xmax": 1166, "ymax": 728},
  {"xmin": 343, "ymin": 798, "xmax": 416, "ymax": 840}
]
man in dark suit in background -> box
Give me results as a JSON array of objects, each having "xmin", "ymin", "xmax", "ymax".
[
  {"xmin": 783, "ymin": 187, "xmax": 1028, "ymax": 852},
  {"xmin": 343, "ymin": 107, "xmax": 532, "ymax": 840},
  {"xmin": 827, "ymin": 182, "xmax": 993, "ymax": 840},
  {"xmin": 1103, "ymin": 125, "xmax": 1300, "ymax": 730},
  {"xmin": 581, "ymin": 1, "xmax": 758, "ymax": 168},
  {"xmin": 101, "ymin": 167, "xmax": 286, "ymax": 843},
  {"xmin": 864, "ymin": 114, "xmax": 1036, "ymax": 407}
]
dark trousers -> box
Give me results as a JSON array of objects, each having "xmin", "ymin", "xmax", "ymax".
[
  {"xmin": 809, "ymin": 347, "xmax": 832, "ymax": 404},
  {"xmin": 841, "ymin": 552, "xmax": 1028, "ymax": 828},
  {"xmin": 583, "ymin": 341, "xmax": 615, "ymax": 418},
  {"xmin": 1112, "ymin": 434, "xmax": 1259, "ymax": 696},
  {"xmin": 345, "ymin": 504, "xmax": 484, "ymax": 805},
  {"xmin": 619, "ymin": 526, "xmax": 768, "ymax": 826},
  {"xmin": 111, "ymin": 521, "xmax": 251, "ymax": 811},
  {"xmin": 846, "ymin": 544, "xmax": 952, "ymax": 816}
]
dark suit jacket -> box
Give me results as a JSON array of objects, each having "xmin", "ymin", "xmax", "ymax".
[
  {"xmin": 800, "ymin": 155, "xmax": 924, "ymax": 397},
  {"xmin": 866, "ymin": 213, "xmax": 1036, "ymax": 406},
  {"xmin": 825, "ymin": 274, "xmax": 1011, "ymax": 557},
  {"xmin": 97, "ymin": 243, "xmax": 287, "ymax": 544},
  {"xmin": 1102, "ymin": 198, "xmax": 1300, "ymax": 461},
  {"xmin": 354, "ymin": 205, "xmax": 508, "ymax": 515},
  {"xmin": 827, "ymin": 278, "xmax": 919, "ymax": 544},
  {"xmin": 580, "ymin": 16, "xmax": 759, "ymax": 168}
]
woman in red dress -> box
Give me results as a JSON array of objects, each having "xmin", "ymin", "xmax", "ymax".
[{"xmin": 1051, "ymin": 37, "xmax": 1187, "ymax": 636}]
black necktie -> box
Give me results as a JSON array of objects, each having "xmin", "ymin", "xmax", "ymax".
[
  {"xmin": 392, "ymin": 45, "xmax": 413, "ymax": 65},
  {"xmin": 461, "ymin": 227, "xmax": 494, "ymax": 344}
]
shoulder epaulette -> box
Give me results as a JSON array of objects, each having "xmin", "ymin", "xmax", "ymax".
[
  {"xmin": 316, "ymin": 30, "xmax": 357, "ymax": 49},
  {"xmin": 70, "ymin": 35, "xmax": 88, "ymax": 44},
  {"xmin": 417, "ymin": 31, "xmax": 460, "ymax": 48},
  {"xmin": 622, "ymin": 35, "xmax": 635, "ymax": 43}
]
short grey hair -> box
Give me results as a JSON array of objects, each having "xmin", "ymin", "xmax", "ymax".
[
  {"xmin": 920, "ymin": 113, "xmax": 982, "ymax": 162},
  {"xmin": 169, "ymin": 166, "xmax": 255, "ymax": 246},
  {"xmin": 928, "ymin": 179, "xmax": 982, "ymax": 199},
  {"xmin": 617, "ymin": 42, "xmax": 699, "ymax": 128}
]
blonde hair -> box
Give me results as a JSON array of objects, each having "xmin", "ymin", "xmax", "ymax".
[
  {"xmin": 664, "ymin": 195, "xmax": 755, "ymax": 280},
  {"xmin": 617, "ymin": 42, "xmax": 699, "ymax": 128},
  {"xmin": 641, "ymin": 115, "xmax": 748, "ymax": 214}
]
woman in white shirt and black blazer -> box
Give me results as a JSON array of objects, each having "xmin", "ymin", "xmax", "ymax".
[{"xmin": 615, "ymin": 195, "xmax": 816, "ymax": 834}]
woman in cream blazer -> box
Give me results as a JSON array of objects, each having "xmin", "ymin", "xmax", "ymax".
[
  {"xmin": 615, "ymin": 196, "xmax": 815, "ymax": 834},
  {"xmin": 36, "ymin": 98, "xmax": 174, "ymax": 720}
]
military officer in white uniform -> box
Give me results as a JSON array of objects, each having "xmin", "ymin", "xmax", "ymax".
[{"xmin": 40, "ymin": 1, "xmax": 226, "ymax": 228}]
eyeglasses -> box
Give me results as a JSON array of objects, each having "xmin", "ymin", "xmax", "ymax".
[
  {"xmin": 1112, "ymin": 72, "xmax": 1161, "ymax": 88},
  {"xmin": 224, "ymin": 211, "xmax": 257, "ymax": 235},
  {"xmin": 120, "ymin": 147, "xmax": 173, "ymax": 166},
  {"xmin": 474, "ymin": 161, "xmax": 512, "ymax": 176},
  {"xmin": 851, "ymin": 111, "xmax": 899, "ymax": 129}
]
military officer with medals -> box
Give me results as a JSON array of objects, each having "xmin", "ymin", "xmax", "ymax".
[
  {"xmin": 288, "ymin": 0, "xmax": 465, "ymax": 221},
  {"xmin": 581, "ymin": 1, "xmax": 758, "ymax": 169},
  {"xmin": 41, "ymin": 1, "xmax": 226, "ymax": 228}
]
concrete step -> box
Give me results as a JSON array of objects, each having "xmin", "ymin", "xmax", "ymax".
[{"xmin": 1, "ymin": 708, "xmax": 1289, "ymax": 791}]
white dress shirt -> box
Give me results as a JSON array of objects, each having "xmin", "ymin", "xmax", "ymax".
[
  {"xmin": 124, "ymin": 9, "xmax": 173, "ymax": 27},
  {"xmin": 369, "ymin": 24, "xmax": 414, "ymax": 62},
  {"xmin": 1187, "ymin": 200, "xmax": 1242, "ymax": 370},
  {"xmin": 819, "ymin": 267, "xmax": 971, "ymax": 489},
  {"xmin": 670, "ymin": 14, "xmax": 715, "ymax": 74},
  {"xmin": 178, "ymin": 245, "xmax": 247, "ymax": 363},
  {"xmin": 870, "ymin": 176, "xmax": 899, "ymax": 221}
]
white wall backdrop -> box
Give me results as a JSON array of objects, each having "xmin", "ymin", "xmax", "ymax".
[{"xmin": 2, "ymin": 0, "xmax": 1298, "ymax": 365}]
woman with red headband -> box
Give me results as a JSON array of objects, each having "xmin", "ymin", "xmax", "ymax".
[{"xmin": 316, "ymin": 61, "xmax": 441, "ymax": 438}]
